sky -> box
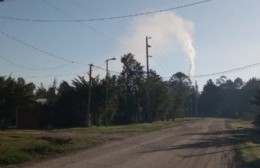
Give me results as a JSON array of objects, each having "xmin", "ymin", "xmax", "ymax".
[{"xmin": 1, "ymin": 0, "xmax": 260, "ymax": 90}]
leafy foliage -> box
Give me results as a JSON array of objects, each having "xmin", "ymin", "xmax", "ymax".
[
  {"xmin": 199, "ymin": 76, "xmax": 260, "ymax": 118},
  {"xmin": 0, "ymin": 76, "xmax": 35, "ymax": 128},
  {"xmin": 2, "ymin": 53, "xmax": 260, "ymax": 129}
]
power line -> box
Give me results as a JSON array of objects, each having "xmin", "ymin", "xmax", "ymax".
[
  {"xmin": 0, "ymin": 30, "xmax": 73, "ymax": 63},
  {"xmin": 0, "ymin": 29, "xmax": 88, "ymax": 65},
  {"xmin": 193, "ymin": 62, "xmax": 260, "ymax": 78},
  {"xmin": 93, "ymin": 65, "xmax": 121, "ymax": 75},
  {"xmin": 0, "ymin": 0, "xmax": 210, "ymax": 23},
  {"xmin": 150, "ymin": 44, "xmax": 176, "ymax": 75},
  {"xmin": 41, "ymin": 0, "xmax": 142, "ymax": 63},
  {"xmin": 8, "ymin": 61, "xmax": 260, "ymax": 80},
  {"xmin": 42, "ymin": 0, "xmax": 71, "ymax": 18},
  {"xmin": 41, "ymin": 0, "xmax": 142, "ymax": 76},
  {"xmin": 46, "ymin": 0, "xmax": 143, "ymax": 55},
  {"xmin": 1, "ymin": 1, "xmax": 112, "ymax": 68},
  {"xmin": 0, "ymin": 54, "xmax": 72, "ymax": 70},
  {"xmin": 68, "ymin": 0, "xmax": 97, "ymax": 18},
  {"xmin": 25, "ymin": 72, "xmax": 86, "ymax": 78},
  {"xmin": 162, "ymin": 62, "xmax": 260, "ymax": 79},
  {"xmin": 21, "ymin": 63, "xmax": 120, "ymax": 79}
]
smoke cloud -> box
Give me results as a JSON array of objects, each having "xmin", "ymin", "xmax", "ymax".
[{"xmin": 120, "ymin": 12, "xmax": 196, "ymax": 78}]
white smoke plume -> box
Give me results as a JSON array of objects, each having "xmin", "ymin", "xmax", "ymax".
[{"xmin": 120, "ymin": 12, "xmax": 196, "ymax": 78}]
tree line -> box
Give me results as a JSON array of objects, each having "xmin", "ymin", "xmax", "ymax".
[
  {"xmin": 1, "ymin": 53, "xmax": 260, "ymax": 129},
  {"xmin": 199, "ymin": 76, "xmax": 260, "ymax": 119}
]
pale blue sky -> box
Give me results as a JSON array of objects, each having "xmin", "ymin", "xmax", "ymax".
[{"xmin": 0, "ymin": 0, "xmax": 260, "ymax": 90}]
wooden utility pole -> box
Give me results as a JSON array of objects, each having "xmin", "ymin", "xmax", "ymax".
[
  {"xmin": 87, "ymin": 64, "xmax": 93, "ymax": 127},
  {"xmin": 146, "ymin": 36, "xmax": 151, "ymax": 77},
  {"xmin": 146, "ymin": 36, "xmax": 151, "ymax": 122},
  {"xmin": 195, "ymin": 81, "xmax": 198, "ymax": 116}
]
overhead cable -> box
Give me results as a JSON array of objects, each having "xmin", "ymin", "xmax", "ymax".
[
  {"xmin": 93, "ymin": 65, "xmax": 121, "ymax": 75},
  {"xmin": 25, "ymin": 72, "xmax": 86, "ymax": 78},
  {"xmin": 193, "ymin": 62, "xmax": 260, "ymax": 78},
  {"xmin": 0, "ymin": 0, "xmax": 210, "ymax": 23},
  {"xmin": 0, "ymin": 54, "xmax": 72, "ymax": 70},
  {"xmin": 41, "ymin": 0, "xmax": 142, "ymax": 57},
  {"xmin": 11, "ymin": 61, "xmax": 260, "ymax": 79},
  {"xmin": 0, "ymin": 29, "xmax": 88, "ymax": 65},
  {"xmin": 162, "ymin": 62, "xmax": 260, "ymax": 79},
  {"xmin": 20, "ymin": 63, "xmax": 120, "ymax": 79}
]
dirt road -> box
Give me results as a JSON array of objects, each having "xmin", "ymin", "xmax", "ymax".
[{"xmin": 17, "ymin": 119, "xmax": 236, "ymax": 168}]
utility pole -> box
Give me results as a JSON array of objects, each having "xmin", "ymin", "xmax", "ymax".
[
  {"xmin": 146, "ymin": 36, "xmax": 151, "ymax": 77},
  {"xmin": 146, "ymin": 36, "xmax": 151, "ymax": 122},
  {"xmin": 87, "ymin": 63, "xmax": 93, "ymax": 127},
  {"xmin": 105, "ymin": 58, "xmax": 116, "ymax": 126},
  {"xmin": 195, "ymin": 81, "xmax": 198, "ymax": 117}
]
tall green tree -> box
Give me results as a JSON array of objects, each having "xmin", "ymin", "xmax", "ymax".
[
  {"xmin": 198, "ymin": 79, "xmax": 222, "ymax": 117},
  {"xmin": 168, "ymin": 72, "xmax": 192, "ymax": 118},
  {"xmin": 0, "ymin": 76, "xmax": 35, "ymax": 128},
  {"xmin": 102, "ymin": 75, "xmax": 119, "ymax": 125},
  {"xmin": 117, "ymin": 53, "xmax": 145, "ymax": 123},
  {"xmin": 145, "ymin": 70, "xmax": 172, "ymax": 121}
]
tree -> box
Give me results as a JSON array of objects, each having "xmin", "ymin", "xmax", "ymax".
[
  {"xmin": 120, "ymin": 53, "xmax": 145, "ymax": 95},
  {"xmin": 35, "ymin": 83, "xmax": 47, "ymax": 99},
  {"xmin": 102, "ymin": 75, "xmax": 119, "ymax": 125},
  {"xmin": 242, "ymin": 78, "xmax": 260, "ymax": 90},
  {"xmin": 0, "ymin": 76, "xmax": 35, "ymax": 128},
  {"xmin": 198, "ymin": 77, "xmax": 260, "ymax": 118},
  {"xmin": 168, "ymin": 72, "xmax": 192, "ymax": 118},
  {"xmin": 216, "ymin": 76, "xmax": 227, "ymax": 86},
  {"xmin": 116, "ymin": 53, "xmax": 145, "ymax": 123},
  {"xmin": 198, "ymin": 79, "xmax": 222, "ymax": 117},
  {"xmin": 145, "ymin": 70, "xmax": 172, "ymax": 121},
  {"xmin": 251, "ymin": 90, "xmax": 260, "ymax": 107},
  {"xmin": 234, "ymin": 77, "xmax": 244, "ymax": 89},
  {"xmin": 58, "ymin": 81, "xmax": 73, "ymax": 96}
]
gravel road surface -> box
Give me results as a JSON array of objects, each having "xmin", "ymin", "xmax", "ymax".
[{"xmin": 15, "ymin": 119, "xmax": 236, "ymax": 168}]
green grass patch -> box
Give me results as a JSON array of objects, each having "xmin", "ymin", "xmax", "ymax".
[
  {"xmin": 0, "ymin": 151, "xmax": 31, "ymax": 165},
  {"xmin": 0, "ymin": 118, "xmax": 198, "ymax": 166},
  {"xmin": 57, "ymin": 118, "xmax": 199, "ymax": 134},
  {"xmin": 0, "ymin": 134, "xmax": 102, "ymax": 166},
  {"xmin": 238, "ymin": 142, "xmax": 260, "ymax": 165},
  {"xmin": 88, "ymin": 121, "xmax": 176, "ymax": 133},
  {"xmin": 231, "ymin": 120, "xmax": 260, "ymax": 168}
]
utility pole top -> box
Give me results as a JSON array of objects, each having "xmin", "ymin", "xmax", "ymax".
[{"xmin": 146, "ymin": 36, "xmax": 151, "ymax": 78}]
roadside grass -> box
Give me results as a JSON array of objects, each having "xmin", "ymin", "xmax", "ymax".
[
  {"xmin": 231, "ymin": 120, "xmax": 260, "ymax": 168},
  {"xmin": 62, "ymin": 118, "xmax": 198, "ymax": 134},
  {"xmin": 0, "ymin": 118, "xmax": 199, "ymax": 166},
  {"xmin": 0, "ymin": 133, "xmax": 101, "ymax": 165}
]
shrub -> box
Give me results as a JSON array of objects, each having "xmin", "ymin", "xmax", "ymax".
[{"xmin": 0, "ymin": 151, "xmax": 31, "ymax": 165}]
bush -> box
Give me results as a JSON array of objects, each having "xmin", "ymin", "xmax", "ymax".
[
  {"xmin": 0, "ymin": 151, "xmax": 31, "ymax": 165},
  {"xmin": 24, "ymin": 144, "xmax": 64, "ymax": 155}
]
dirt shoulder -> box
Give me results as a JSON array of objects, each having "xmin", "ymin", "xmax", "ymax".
[{"xmin": 7, "ymin": 118, "xmax": 237, "ymax": 168}]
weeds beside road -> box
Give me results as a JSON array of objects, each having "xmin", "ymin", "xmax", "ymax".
[{"xmin": 231, "ymin": 120, "xmax": 260, "ymax": 168}]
